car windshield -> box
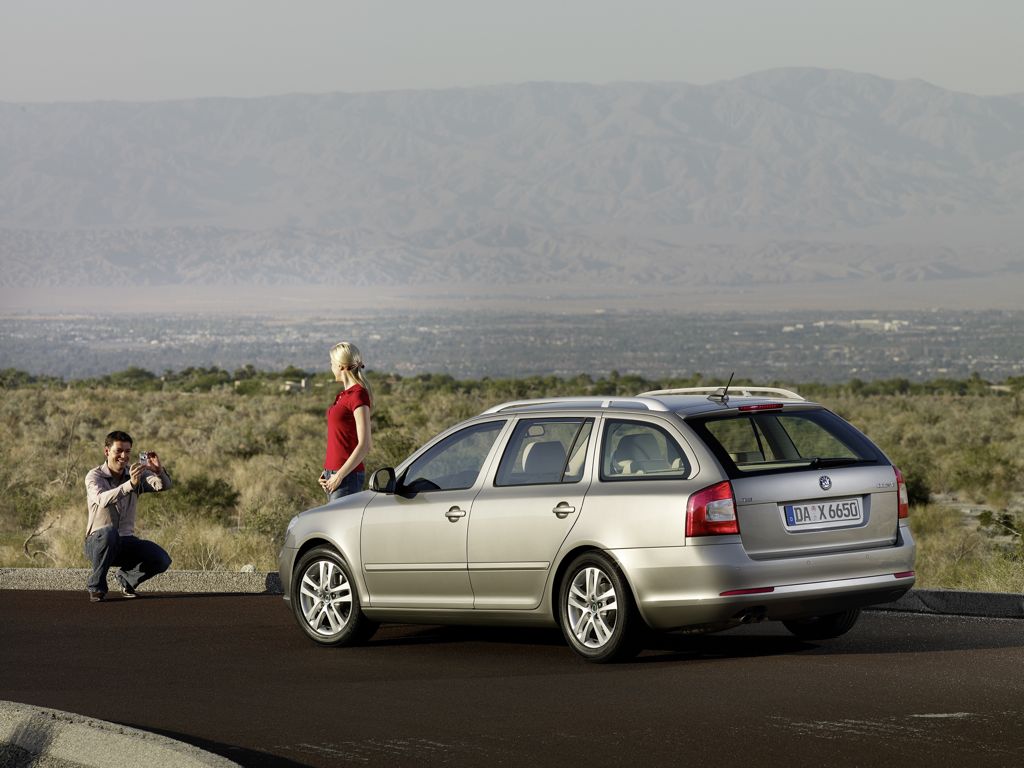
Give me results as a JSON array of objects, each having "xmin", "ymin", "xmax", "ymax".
[{"xmin": 689, "ymin": 408, "xmax": 885, "ymax": 475}]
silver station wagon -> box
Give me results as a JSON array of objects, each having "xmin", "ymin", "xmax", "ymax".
[{"xmin": 279, "ymin": 386, "xmax": 916, "ymax": 661}]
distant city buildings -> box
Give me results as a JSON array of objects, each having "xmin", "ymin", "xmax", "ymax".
[{"xmin": 2, "ymin": 310, "xmax": 1021, "ymax": 383}]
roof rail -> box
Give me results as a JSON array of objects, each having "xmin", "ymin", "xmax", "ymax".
[
  {"xmin": 481, "ymin": 396, "xmax": 670, "ymax": 415},
  {"xmin": 638, "ymin": 386, "xmax": 805, "ymax": 401}
]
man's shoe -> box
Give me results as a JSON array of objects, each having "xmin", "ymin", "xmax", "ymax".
[
  {"xmin": 89, "ymin": 591, "xmax": 105, "ymax": 603},
  {"xmin": 115, "ymin": 572, "xmax": 139, "ymax": 598},
  {"xmin": 119, "ymin": 582, "xmax": 138, "ymax": 598}
]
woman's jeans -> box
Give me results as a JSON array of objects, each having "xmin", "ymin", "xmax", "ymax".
[
  {"xmin": 325, "ymin": 469, "xmax": 365, "ymax": 502},
  {"xmin": 83, "ymin": 527, "xmax": 172, "ymax": 593}
]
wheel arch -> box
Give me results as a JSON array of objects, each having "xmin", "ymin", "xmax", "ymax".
[
  {"xmin": 549, "ymin": 544, "xmax": 641, "ymax": 627},
  {"xmin": 292, "ymin": 536, "xmax": 368, "ymax": 603},
  {"xmin": 295, "ymin": 536, "xmax": 336, "ymax": 566}
]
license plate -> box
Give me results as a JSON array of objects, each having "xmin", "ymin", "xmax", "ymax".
[{"xmin": 782, "ymin": 498, "xmax": 864, "ymax": 531}]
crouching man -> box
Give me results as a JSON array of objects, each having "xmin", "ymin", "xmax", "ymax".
[{"xmin": 84, "ymin": 430, "xmax": 173, "ymax": 602}]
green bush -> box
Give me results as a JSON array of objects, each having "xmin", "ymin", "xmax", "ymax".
[{"xmin": 147, "ymin": 474, "xmax": 240, "ymax": 525}]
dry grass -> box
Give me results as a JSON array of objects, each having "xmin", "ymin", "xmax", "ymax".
[
  {"xmin": 3, "ymin": 379, "xmax": 1024, "ymax": 592},
  {"xmin": 8, "ymin": 505, "xmax": 279, "ymax": 572},
  {"xmin": 909, "ymin": 504, "xmax": 1024, "ymax": 591}
]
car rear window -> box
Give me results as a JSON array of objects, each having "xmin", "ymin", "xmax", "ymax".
[{"xmin": 689, "ymin": 407, "xmax": 886, "ymax": 476}]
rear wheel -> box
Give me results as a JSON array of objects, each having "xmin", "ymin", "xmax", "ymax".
[
  {"xmin": 558, "ymin": 552, "xmax": 641, "ymax": 662},
  {"xmin": 291, "ymin": 546, "xmax": 378, "ymax": 646},
  {"xmin": 782, "ymin": 608, "xmax": 860, "ymax": 640}
]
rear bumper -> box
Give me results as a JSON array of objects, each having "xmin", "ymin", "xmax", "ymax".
[{"xmin": 611, "ymin": 526, "xmax": 916, "ymax": 630}]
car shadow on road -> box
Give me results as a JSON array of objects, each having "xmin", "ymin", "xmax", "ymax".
[
  {"xmin": 367, "ymin": 623, "xmax": 822, "ymax": 660},
  {"xmin": 362, "ymin": 613, "xmax": 1024, "ymax": 663},
  {"xmin": 369, "ymin": 623, "xmax": 567, "ymax": 648},
  {"xmin": 635, "ymin": 631, "xmax": 815, "ymax": 662},
  {"xmin": 359, "ymin": 623, "xmax": 820, "ymax": 665},
  {"xmin": 637, "ymin": 612, "xmax": 1024, "ymax": 661},
  {"xmin": 115, "ymin": 595, "xmax": 1024, "ymax": 661}
]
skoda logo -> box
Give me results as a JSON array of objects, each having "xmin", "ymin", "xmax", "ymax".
[{"xmin": 819, "ymin": 475, "xmax": 833, "ymax": 491}]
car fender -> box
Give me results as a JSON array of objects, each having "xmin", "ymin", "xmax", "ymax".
[
  {"xmin": 289, "ymin": 493, "xmax": 372, "ymax": 606},
  {"xmin": 543, "ymin": 537, "xmax": 645, "ymax": 626}
]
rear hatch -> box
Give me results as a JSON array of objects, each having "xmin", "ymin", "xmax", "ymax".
[{"xmin": 688, "ymin": 404, "xmax": 901, "ymax": 559}]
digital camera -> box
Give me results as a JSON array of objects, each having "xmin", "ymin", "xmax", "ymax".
[{"xmin": 139, "ymin": 451, "xmax": 150, "ymax": 465}]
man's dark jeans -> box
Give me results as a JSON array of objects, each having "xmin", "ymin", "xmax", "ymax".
[{"xmin": 83, "ymin": 527, "xmax": 172, "ymax": 594}]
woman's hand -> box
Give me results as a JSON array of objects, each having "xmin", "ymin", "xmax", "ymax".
[{"xmin": 319, "ymin": 471, "xmax": 339, "ymax": 494}]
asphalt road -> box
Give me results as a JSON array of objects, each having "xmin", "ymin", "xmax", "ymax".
[{"xmin": 1, "ymin": 591, "xmax": 1022, "ymax": 768}]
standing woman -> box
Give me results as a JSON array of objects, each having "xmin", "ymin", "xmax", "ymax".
[{"xmin": 320, "ymin": 342, "xmax": 373, "ymax": 501}]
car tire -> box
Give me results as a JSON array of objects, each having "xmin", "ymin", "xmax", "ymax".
[
  {"xmin": 558, "ymin": 551, "xmax": 641, "ymax": 663},
  {"xmin": 782, "ymin": 608, "xmax": 861, "ymax": 641},
  {"xmin": 292, "ymin": 546, "xmax": 378, "ymax": 646}
]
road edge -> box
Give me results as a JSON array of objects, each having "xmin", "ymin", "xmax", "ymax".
[
  {"xmin": 0, "ymin": 567, "xmax": 282, "ymax": 594},
  {"xmin": 1, "ymin": 567, "xmax": 1021, "ymax": 618},
  {"xmin": 0, "ymin": 701, "xmax": 239, "ymax": 768},
  {"xmin": 871, "ymin": 587, "xmax": 1024, "ymax": 620}
]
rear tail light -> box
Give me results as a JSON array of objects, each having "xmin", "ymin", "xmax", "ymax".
[
  {"xmin": 894, "ymin": 467, "xmax": 910, "ymax": 519},
  {"xmin": 686, "ymin": 481, "xmax": 739, "ymax": 537}
]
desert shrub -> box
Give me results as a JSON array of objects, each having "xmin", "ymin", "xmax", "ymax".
[
  {"xmin": 34, "ymin": 505, "xmax": 89, "ymax": 568},
  {"xmin": 977, "ymin": 510, "xmax": 1023, "ymax": 543},
  {"xmin": 820, "ymin": 392, "xmax": 1023, "ymax": 508},
  {"xmin": 909, "ymin": 504, "xmax": 1024, "ymax": 590},
  {"xmin": 371, "ymin": 426, "xmax": 419, "ymax": 469},
  {"xmin": 144, "ymin": 474, "xmax": 240, "ymax": 526},
  {"xmin": 232, "ymin": 379, "xmax": 266, "ymax": 396},
  {"xmin": 163, "ymin": 366, "xmax": 233, "ymax": 392},
  {"xmin": 101, "ymin": 367, "xmax": 161, "ymax": 391},
  {"xmin": 10, "ymin": 501, "xmax": 89, "ymax": 568},
  {"xmin": 6, "ymin": 488, "xmax": 49, "ymax": 531},
  {"xmin": 242, "ymin": 498, "xmax": 299, "ymax": 551}
]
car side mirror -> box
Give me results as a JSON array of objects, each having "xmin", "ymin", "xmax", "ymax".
[{"xmin": 369, "ymin": 467, "xmax": 396, "ymax": 494}]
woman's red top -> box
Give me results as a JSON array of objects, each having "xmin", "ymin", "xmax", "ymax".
[{"xmin": 324, "ymin": 384, "xmax": 371, "ymax": 472}]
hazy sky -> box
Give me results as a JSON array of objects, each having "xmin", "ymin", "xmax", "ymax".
[{"xmin": 2, "ymin": 0, "xmax": 1022, "ymax": 102}]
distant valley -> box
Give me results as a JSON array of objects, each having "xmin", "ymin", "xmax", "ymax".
[{"xmin": 3, "ymin": 309, "xmax": 1021, "ymax": 384}]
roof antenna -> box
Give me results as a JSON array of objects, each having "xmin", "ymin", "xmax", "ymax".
[{"xmin": 710, "ymin": 372, "xmax": 735, "ymax": 405}]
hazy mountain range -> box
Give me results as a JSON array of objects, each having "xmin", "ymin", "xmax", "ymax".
[{"xmin": 1, "ymin": 68, "xmax": 1022, "ymax": 312}]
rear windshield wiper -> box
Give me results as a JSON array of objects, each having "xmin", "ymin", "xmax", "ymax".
[{"xmin": 806, "ymin": 457, "xmax": 872, "ymax": 469}]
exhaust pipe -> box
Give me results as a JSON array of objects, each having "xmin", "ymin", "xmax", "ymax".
[{"xmin": 737, "ymin": 607, "xmax": 767, "ymax": 624}]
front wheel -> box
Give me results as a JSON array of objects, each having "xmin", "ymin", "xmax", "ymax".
[
  {"xmin": 558, "ymin": 552, "xmax": 641, "ymax": 662},
  {"xmin": 291, "ymin": 546, "xmax": 378, "ymax": 646},
  {"xmin": 782, "ymin": 608, "xmax": 860, "ymax": 641}
]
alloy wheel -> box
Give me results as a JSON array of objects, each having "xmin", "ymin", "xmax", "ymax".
[
  {"xmin": 298, "ymin": 558, "xmax": 353, "ymax": 637},
  {"xmin": 566, "ymin": 565, "xmax": 619, "ymax": 649}
]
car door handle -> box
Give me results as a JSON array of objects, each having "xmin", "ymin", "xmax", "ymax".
[
  {"xmin": 445, "ymin": 506, "xmax": 468, "ymax": 522},
  {"xmin": 552, "ymin": 502, "xmax": 576, "ymax": 518}
]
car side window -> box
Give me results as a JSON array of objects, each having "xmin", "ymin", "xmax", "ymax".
[
  {"xmin": 401, "ymin": 421, "xmax": 504, "ymax": 493},
  {"xmin": 495, "ymin": 418, "xmax": 593, "ymax": 486},
  {"xmin": 600, "ymin": 420, "xmax": 690, "ymax": 481}
]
